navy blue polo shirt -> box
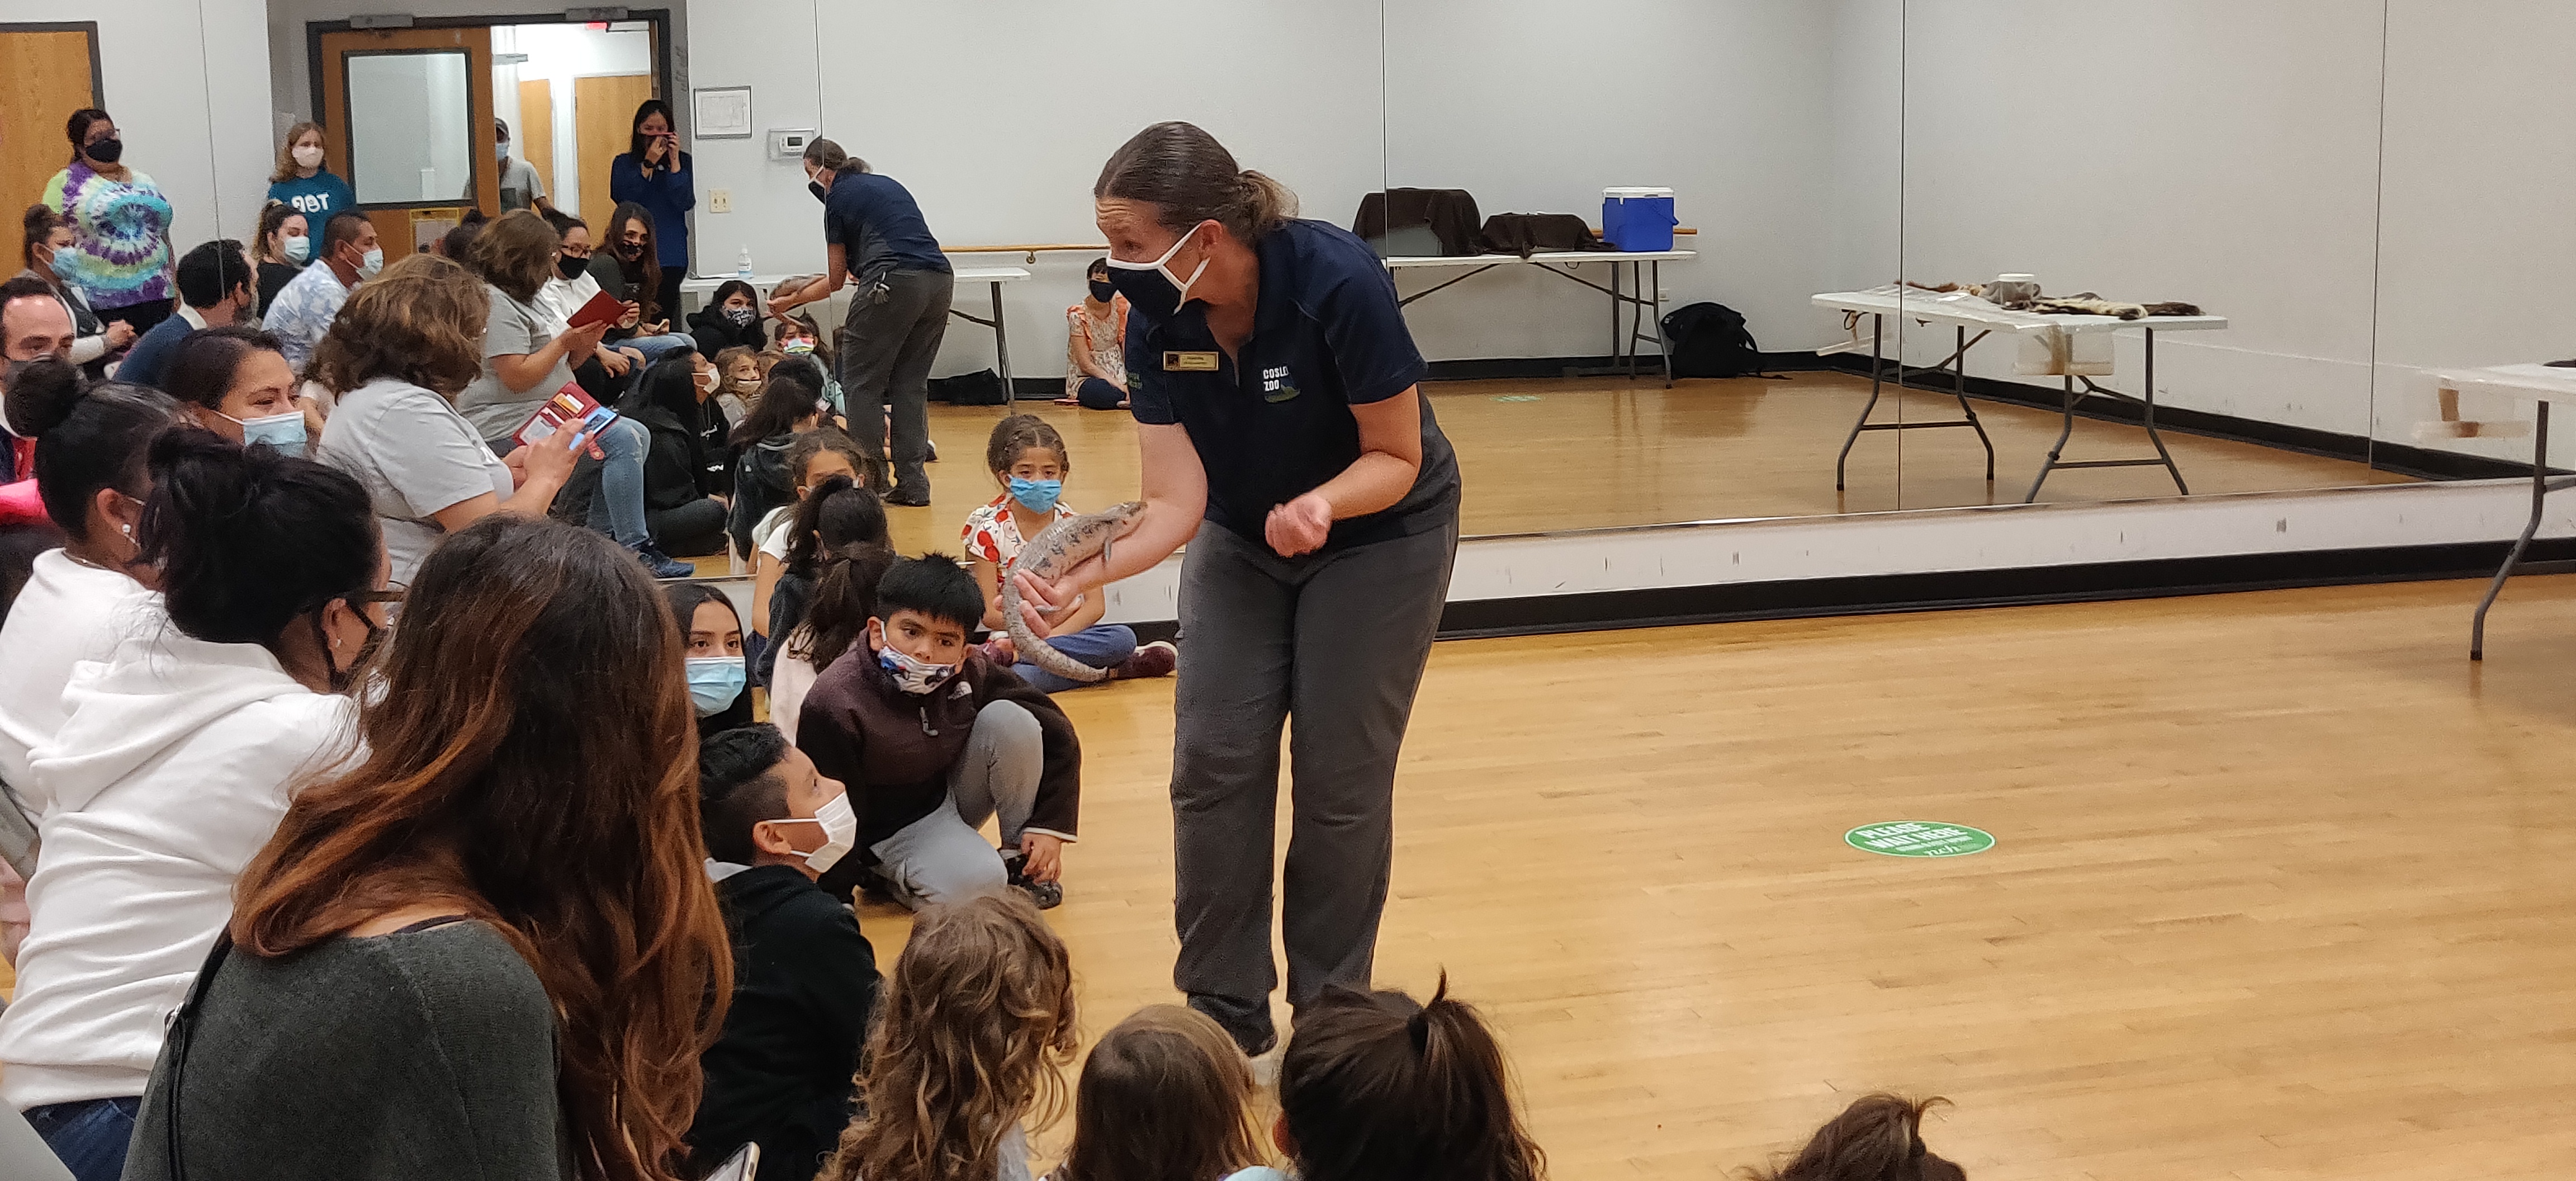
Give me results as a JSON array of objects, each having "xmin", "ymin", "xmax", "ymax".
[
  {"xmin": 1126, "ymin": 218, "xmax": 1459, "ymax": 552},
  {"xmin": 822, "ymin": 172, "xmax": 951, "ymax": 285}
]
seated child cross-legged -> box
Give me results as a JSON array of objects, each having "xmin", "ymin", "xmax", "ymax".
[
  {"xmin": 1048, "ymin": 1005, "xmax": 1285, "ymax": 1181},
  {"xmin": 1275, "ymin": 976, "xmax": 1548, "ymax": 1181},
  {"xmin": 689, "ymin": 725, "xmax": 882, "ymax": 1181},
  {"xmin": 795, "ymin": 554, "xmax": 1080, "ymax": 909},
  {"xmin": 817, "ymin": 892, "xmax": 1077, "ymax": 1181},
  {"xmin": 964, "ymin": 414, "xmax": 1173, "ymax": 691}
]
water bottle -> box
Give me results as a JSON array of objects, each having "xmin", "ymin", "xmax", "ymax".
[{"xmin": 736, "ymin": 247, "xmax": 753, "ymax": 281}]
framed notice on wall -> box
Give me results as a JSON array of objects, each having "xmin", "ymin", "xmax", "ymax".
[{"xmin": 693, "ymin": 87, "xmax": 752, "ymax": 139}]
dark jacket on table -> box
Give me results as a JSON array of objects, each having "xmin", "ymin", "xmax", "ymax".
[
  {"xmin": 688, "ymin": 864, "xmax": 879, "ymax": 1181},
  {"xmin": 795, "ymin": 645, "xmax": 1081, "ymax": 853},
  {"xmin": 688, "ymin": 304, "xmax": 770, "ymax": 358},
  {"xmin": 727, "ymin": 433, "xmax": 795, "ymax": 559},
  {"xmin": 1351, "ymin": 188, "xmax": 1484, "ymax": 257}
]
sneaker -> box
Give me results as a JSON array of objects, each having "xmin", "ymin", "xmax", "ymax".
[
  {"xmin": 886, "ymin": 488, "xmax": 931, "ymax": 508},
  {"xmin": 1112, "ymin": 640, "xmax": 1178, "ymax": 681},
  {"xmin": 994, "ymin": 851, "xmax": 1056, "ymax": 908},
  {"xmin": 1188, "ymin": 994, "xmax": 1277, "ymax": 1059},
  {"xmin": 926, "ymin": 440, "xmax": 940, "ymax": 463},
  {"xmin": 634, "ymin": 544, "xmax": 694, "ymax": 580}
]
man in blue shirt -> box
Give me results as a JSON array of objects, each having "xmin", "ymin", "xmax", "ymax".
[
  {"xmin": 765, "ymin": 140, "xmax": 953, "ymax": 505},
  {"xmin": 119, "ymin": 240, "xmax": 255, "ymax": 389}
]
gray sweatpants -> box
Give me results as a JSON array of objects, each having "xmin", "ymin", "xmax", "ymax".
[
  {"xmin": 836, "ymin": 267, "xmax": 952, "ymax": 495},
  {"xmin": 1170, "ymin": 514, "xmax": 1459, "ymax": 1034},
  {"xmin": 869, "ymin": 700, "xmax": 1041, "ymax": 909}
]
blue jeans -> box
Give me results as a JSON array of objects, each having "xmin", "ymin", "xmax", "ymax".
[
  {"xmin": 580, "ymin": 416, "xmax": 654, "ymax": 550},
  {"xmin": 619, "ymin": 332, "xmax": 697, "ymax": 363},
  {"xmin": 26, "ymin": 1095, "xmax": 140, "ymax": 1181},
  {"xmin": 1013, "ymin": 624, "xmax": 1137, "ymax": 693}
]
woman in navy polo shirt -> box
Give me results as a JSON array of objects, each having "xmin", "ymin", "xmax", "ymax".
[{"xmin": 1019, "ymin": 121, "xmax": 1461, "ymax": 1057}]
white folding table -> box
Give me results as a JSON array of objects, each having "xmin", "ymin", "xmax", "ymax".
[
  {"xmin": 1384, "ymin": 249, "xmax": 1696, "ymax": 386},
  {"xmin": 1812, "ymin": 286, "xmax": 2229, "ymax": 502},
  {"xmin": 679, "ymin": 266, "xmax": 1034, "ymax": 391},
  {"xmin": 2423, "ymin": 364, "xmax": 2576, "ymax": 659}
]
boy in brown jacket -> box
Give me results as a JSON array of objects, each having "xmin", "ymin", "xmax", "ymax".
[{"xmin": 794, "ymin": 554, "xmax": 1080, "ymax": 909}]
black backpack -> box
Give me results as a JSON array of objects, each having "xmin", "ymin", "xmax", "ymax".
[
  {"xmin": 930, "ymin": 368, "xmax": 1010, "ymax": 406},
  {"xmin": 1660, "ymin": 302, "xmax": 1767, "ymax": 378}
]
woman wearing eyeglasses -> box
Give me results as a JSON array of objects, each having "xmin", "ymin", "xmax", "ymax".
[{"xmin": 0, "ymin": 431, "xmax": 390, "ymax": 1181}]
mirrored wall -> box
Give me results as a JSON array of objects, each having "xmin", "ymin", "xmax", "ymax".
[{"xmin": 1363, "ymin": 0, "xmax": 2570, "ymax": 539}]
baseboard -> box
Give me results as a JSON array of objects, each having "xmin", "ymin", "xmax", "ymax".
[
  {"xmin": 1434, "ymin": 538, "xmax": 2576, "ymax": 639},
  {"xmin": 1818, "ymin": 353, "xmax": 2539, "ymax": 482}
]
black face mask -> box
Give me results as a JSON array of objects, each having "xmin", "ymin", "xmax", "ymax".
[
  {"xmin": 1087, "ymin": 278, "xmax": 1117, "ymax": 303},
  {"xmin": 556, "ymin": 253, "xmax": 589, "ymax": 280},
  {"xmin": 722, "ymin": 306, "xmax": 755, "ymax": 327},
  {"xmin": 616, "ymin": 240, "xmax": 644, "ymax": 261},
  {"xmin": 84, "ymin": 136, "xmax": 123, "ymax": 165},
  {"xmin": 808, "ymin": 180, "xmax": 830, "ymax": 204}
]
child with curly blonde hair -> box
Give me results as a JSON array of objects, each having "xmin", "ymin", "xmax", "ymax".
[{"xmin": 817, "ymin": 891, "xmax": 1077, "ymax": 1181}]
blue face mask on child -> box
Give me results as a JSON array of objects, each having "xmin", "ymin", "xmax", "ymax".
[
  {"xmin": 685, "ymin": 656, "xmax": 745, "ymax": 716},
  {"xmin": 1008, "ymin": 476, "xmax": 1063, "ymax": 514}
]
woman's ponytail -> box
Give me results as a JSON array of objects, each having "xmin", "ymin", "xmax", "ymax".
[{"xmin": 1237, "ymin": 169, "xmax": 1296, "ymax": 238}]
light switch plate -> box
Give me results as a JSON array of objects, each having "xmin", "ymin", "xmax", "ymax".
[{"xmin": 708, "ymin": 189, "xmax": 732, "ymax": 214}]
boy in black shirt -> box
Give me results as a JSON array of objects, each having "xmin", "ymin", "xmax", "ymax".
[{"xmin": 688, "ymin": 725, "xmax": 880, "ymax": 1181}]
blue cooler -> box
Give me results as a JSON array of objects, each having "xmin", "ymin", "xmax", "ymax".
[{"xmin": 1602, "ymin": 187, "xmax": 1677, "ymax": 251}]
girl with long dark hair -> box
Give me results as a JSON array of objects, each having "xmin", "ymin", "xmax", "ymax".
[
  {"xmin": 121, "ymin": 516, "xmax": 732, "ymax": 1181},
  {"xmin": 609, "ymin": 100, "xmax": 695, "ymax": 324}
]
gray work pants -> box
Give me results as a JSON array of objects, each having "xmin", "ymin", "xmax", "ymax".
[
  {"xmin": 836, "ymin": 267, "xmax": 951, "ymax": 495},
  {"xmin": 1170, "ymin": 514, "xmax": 1458, "ymax": 1039}
]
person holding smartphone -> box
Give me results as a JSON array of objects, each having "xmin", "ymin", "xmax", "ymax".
[{"xmin": 609, "ymin": 100, "xmax": 694, "ymax": 328}]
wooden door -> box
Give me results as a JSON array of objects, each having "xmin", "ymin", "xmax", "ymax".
[
  {"xmin": 0, "ymin": 26, "xmax": 98, "ymax": 215},
  {"xmin": 317, "ymin": 26, "xmax": 497, "ymax": 263},
  {"xmin": 515, "ymin": 78, "xmax": 555, "ymax": 197},
  {"xmin": 574, "ymin": 73, "xmax": 656, "ymax": 239}
]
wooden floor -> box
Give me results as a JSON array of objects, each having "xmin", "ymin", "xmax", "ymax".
[
  {"xmin": 790, "ymin": 374, "xmax": 2413, "ymax": 563},
  {"xmin": 857, "ymin": 574, "xmax": 2576, "ymax": 1179},
  {"xmin": 16, "ymin": 576, "xmax": 2569, "ymax": 1179}
]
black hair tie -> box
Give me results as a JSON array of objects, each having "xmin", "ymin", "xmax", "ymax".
[{"xmin": 1406, "ymin": 1008, "xmax": 1431, "ymax": 1051}]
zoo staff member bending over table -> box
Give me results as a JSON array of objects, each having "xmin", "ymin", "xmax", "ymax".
[{"xmin": 1015, "ymin": 121, "xmax": 1461, "ymax": 1059}]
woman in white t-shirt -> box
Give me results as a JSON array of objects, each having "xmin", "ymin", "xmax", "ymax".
[
  {"xmin": 310, "ymin": 253, "xmax": 584, "ymax": 585},
  {"xmin": 1056, "ymin": 257, "xmax": 1130, "ymax": 411},
  {"xmin": 537, "ymin": 211, "xmax": 651, "ymax": 388}
]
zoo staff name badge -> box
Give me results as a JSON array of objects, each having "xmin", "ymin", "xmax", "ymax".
[{"xmin": 1163, "ymin": 351, "xmax": 1220, "ymax": 372}]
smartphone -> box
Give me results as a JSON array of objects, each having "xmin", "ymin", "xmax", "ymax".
[{"xmin": 704, "ymin": 1142, "xmax": 759, "ymax": 1181}]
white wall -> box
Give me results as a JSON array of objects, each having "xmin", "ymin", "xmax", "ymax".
[
  {"xmin": 686, "ymin": 0, "xmax": 1386, "ymax": 378},
  {"xmin": 2369, "ymin": 0, "xmax": 2576, "ymax": 465},
  {"xmin": 493, "ymin": 23, "xmax": 654, "ymax": 219},
  {"xmin": 1893, "ymin": 1, "xmax": 2389, "ymax": 438},
  {"xmin": 1380, "ymin": 0, "xmax": 1845, "ymax": 360},
  {"xmin": 3, "ymin": 0, "xmax": 273, "ymax": 247}
]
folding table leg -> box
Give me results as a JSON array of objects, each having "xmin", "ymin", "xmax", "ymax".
[
  {"xmin": 1836, "ymin": 314, "xmax": 1885, "ymax": 492},
  {"xmin": 2472, "ymin": 401, "xmax": 2551, "ymax": 661},
  {"xmin": 2141, "ymin": 328, "xmax": 2187, "ymax": 494},
  {"xmin": 1952, "ymin": 325, "xmax": 1993, "ymax": 480},
  {"xmin": 989, "ymin": 281, "xmax": 1012, "ymax": 407},
  {"xmin": 2025, "ymin": 374, "xmax": 2080, "ymax": 503}
]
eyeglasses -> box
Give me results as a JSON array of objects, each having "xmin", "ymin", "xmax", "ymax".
[{"xmin": 347, "ymin": 584, "xmax": 407, "ymax": 608}]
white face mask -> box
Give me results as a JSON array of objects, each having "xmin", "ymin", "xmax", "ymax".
[
  {"xmin": 1102, "ymin": 222, "xmax": 1209, "ymax": 318},
  {"xmin": 356, "ymin": 245, "xmax": 384, "ymax": 280},
  {"xmin": 769, "ymin": 792, "xmax": 858, "ymax": 873},
  {"xmin": 291, "ymin": 144, "xmax": 325, "ymax": 169}
]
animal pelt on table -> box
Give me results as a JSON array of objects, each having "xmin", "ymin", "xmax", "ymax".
[{"xmin": 1904, "ymin": 279, "xmax": 2202, "ymax": 319}]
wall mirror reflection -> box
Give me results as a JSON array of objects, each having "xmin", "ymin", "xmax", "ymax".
[{"xmin": 343, "ymin": 49, "xmax": 475, "ymax": 205}]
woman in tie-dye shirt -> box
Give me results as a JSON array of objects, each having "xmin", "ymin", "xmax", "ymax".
[{"xmin": 41, "ymin": 108, "xmax": 176, "ymax": 334}]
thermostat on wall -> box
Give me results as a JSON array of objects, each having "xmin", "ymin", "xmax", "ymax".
[{"xmin": 770, "ymin": 129, "xmax": 818, "ymax": 159}]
